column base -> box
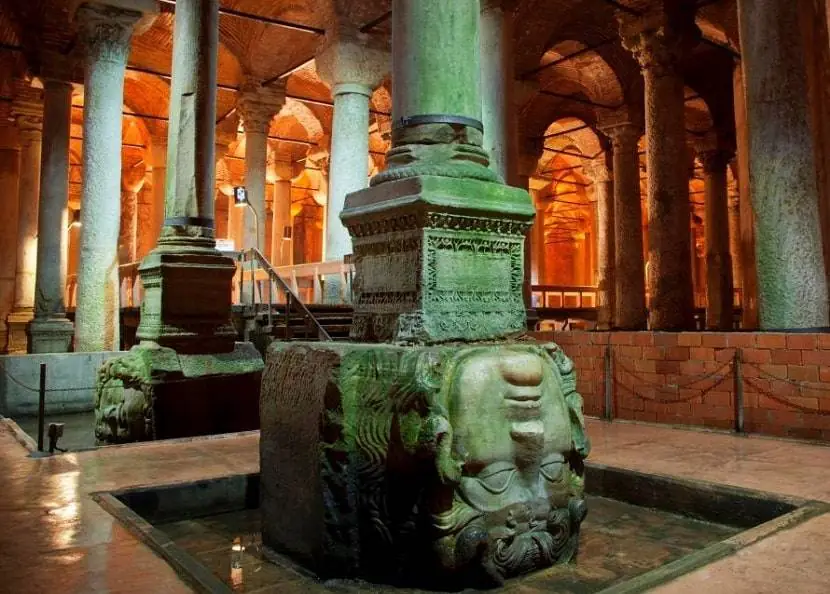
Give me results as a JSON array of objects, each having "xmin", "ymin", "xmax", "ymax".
[
  {"xmin": 27, "ymin": 317, "xmax": 74, "ymax": 354},
  {"xmin": 261, "ymin": 340, "xmax": 589, "ymax": 588},
  {"xmin": 136, "ymin": 242, "xmax": 239, "ymax": 353},
  {"xmin": 6, "ymin": 309, "xmax": 34, "ymax": 354},
  {"xmin": 95, "ymin": 341, "xmax": 264, "ymax": 444}
]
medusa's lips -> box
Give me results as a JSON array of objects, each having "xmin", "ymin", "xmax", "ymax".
[{"xmin": 504, "ymin": 387, "xmax": 543, "ymax": 419}]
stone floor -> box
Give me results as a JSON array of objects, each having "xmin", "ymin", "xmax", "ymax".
[{"xmin": 0, "ymin": 418, "xmax": 828, "ymax": 593}]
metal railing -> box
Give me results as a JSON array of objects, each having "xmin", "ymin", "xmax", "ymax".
[{"xmin": 238, "ymin": 248, "xmax": 332, "ymax": 341}]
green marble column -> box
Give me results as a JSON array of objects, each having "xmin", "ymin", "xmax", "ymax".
[{"xmin": 342, "ymin": 0, "xmax": 534, "ymax": 343}]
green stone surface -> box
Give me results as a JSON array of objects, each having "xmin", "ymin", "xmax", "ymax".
[
  {"xmin": 342, "ymin": 175, "xmax": 535, "ymax": 343},
  {"xmin": 260, "ymin": 339, "xmax": 589, "ymax": 587},
  {"xmin": 95, "ymin": 342, "xmax": 263, "ymax": 443}
]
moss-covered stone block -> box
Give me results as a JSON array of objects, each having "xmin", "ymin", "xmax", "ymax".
[
  {"xmin": 95, "ymin": 341, "xmax": 264, "ymax": 443},
  {"xmin": 260, "ymin": 339, "xmax": 589, "ymax": 588}
]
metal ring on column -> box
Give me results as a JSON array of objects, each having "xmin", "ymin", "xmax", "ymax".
[
  {"xmin": 394, "ymin": 114, "xmax": 484, "ymax": 133},
  {"xmin": 164, "ymin": 216, "xmax": 215, "ymax": 229}
]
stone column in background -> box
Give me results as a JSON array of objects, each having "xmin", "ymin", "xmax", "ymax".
[
  {"xmin": 74, "ymin": 0, "xmax": 155, "ymax": 352},
  {"xmin": 737, "ymin": 0, "xmax": 829, "ymax": 328},
  {"xmin": 732, "ymin": 61, "xmax": 758, "ymax": 328},
  {"xmin": 480, "ymin": 0, "xmax": 517, "ymax": 182},
  {"xmin": 148, "ymin": 138, "xmax": 167, "ymax": 252},
  {"xmin": 601, "ymin": 119, "xmax": 646, "ymax": 330},
  {"xmin": 270, "ymin": 161, "xmax": 293, "ymax": 267},
  {"xmin": 237, "ymin": 79, "xmax": 285, "ymax": 254},
  {"xmin": 698, "ymin": 143, "xmax": 735, "ymax": 330},
  {"xmin": 584, "ymin": 155, "xmax": 615, "ymax": 330},
  {"xmin": 728, "ymin": 186, "xmax": 743, "ymax": 295},
  {"xmin": 621, "ymin": 10, "xmax": 697, "ymax": 330},
  {"xmin": 120, "ymin": 165, "xmax": 146, "ymax": 263},
  {"xmin": 7, "ymin": 102, "xmax": 43, "ymax": 353},
  {"xmin": 317, "ymin": 30, "xmax": 389, "ymax": 295},
  {"xmin": 0, "ymin": 133, "xmax": 21, "ymax": 352},
  {"xmin": 28, "ymin": 78, "xmax": 75, "ymax": 353}
]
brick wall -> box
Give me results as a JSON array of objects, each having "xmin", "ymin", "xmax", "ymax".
[{"xmin": 532, "ymin": 331, "xmax": 830, "ymax": 442}]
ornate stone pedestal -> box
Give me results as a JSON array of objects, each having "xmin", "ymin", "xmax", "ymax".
[
  {"xmin": 95, "ymin": 341, "xmax": 262, "ymax": 443},
  {"xmin": 260, "ymin": 340, "xmax": 589, "ymax": 588},
  {"xmin": 342, "ymin": 175, "xmax": 534, "ymax": 343}
]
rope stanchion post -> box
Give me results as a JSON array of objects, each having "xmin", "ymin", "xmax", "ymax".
[
  {"xmin": 604, "ymin": 344, "xmax": 614, "ymax": 421},
  {"xmin": 37, "ymin": 363, "xmax": 46, "ymax": 452},
  {"xmin": 733, "ymin": 349, "xmax": 744, "ymax": 434}
]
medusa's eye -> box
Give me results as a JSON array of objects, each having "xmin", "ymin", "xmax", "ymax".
[
  {"xmin": 474, "ymin": 461, "xmax": 518, "ymax": 494},
  {"xmin": 540, "ymin": 453, "xmax": 565, "ymax": 482}
]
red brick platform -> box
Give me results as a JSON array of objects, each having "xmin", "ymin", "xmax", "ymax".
[{"xmin": 533, "ymin": 332, "xmax": 830, "ymax": 442}]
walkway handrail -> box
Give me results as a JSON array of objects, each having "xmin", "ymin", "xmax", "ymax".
[{"xmin": 240, "ymin": 248, "xmax": 332, "ymax": 342}]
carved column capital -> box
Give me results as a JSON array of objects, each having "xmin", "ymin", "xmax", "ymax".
[
  {"xmin": 237, "ymin": 78, "xmax": 286, "ymax": 135},
  {"xmin": 618, "ymin": 10, "xmax": 699, "ymax": 78},
  {"xmin": 316, "ymin": 29, "xmax": 390, "ymax": 96},
  {"xmin": 582, "ymin": 157, "xmax": 611, "ymax": 184},
  {"xmin": 75, "ymin": 1, "xmax": 156, "ymax": 66},
  {"xmin": 12, "ymin": 100, "xmax": 43, "ymax": 143},
  {"xmin": 600, "ymin": 121, "xmax": 641, "ymax": 149}
]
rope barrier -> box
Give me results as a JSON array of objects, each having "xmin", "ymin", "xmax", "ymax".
[
  {"xmin": 613, "ymin": 355, "xmax": 734, "ymax": 390},
  {"xmin": 612, "ymin": 362, "xmax": 733, "ymax": 405},
  {"xmin": 743, "ymin": 361, "xmax": 830, "ymax": 393},
  {"xmin": 0, "ymin": 360, "xmax": 98, "ymax": 393}
]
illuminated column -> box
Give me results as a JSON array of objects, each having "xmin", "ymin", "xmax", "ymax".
[
  {"xmin": 237, "ymin": 80, "xmax": 283, "ymax": 253},
  {"xmin": 317, "ymin": 31, "xmax": 388, "ymax": 265},
  {"xmin": 480, "ymin": 0, "xmax": 517, "ymax": 182},
  {"xmin": 29, "ymin": 78, "xmax": 75, "ymax": 353},
  {"xmin": 732, "ymin": 62, "xmax": 758, "ymax": 328},
  {"xmin": 270, "ymin": 161, "xmax": 293, "ymax": 267},
  {"xmin": 148, "ymin": 138, "xmax": 167, "ymax": 251},
  {"xmin": 120, "ymin": 166, "xmax": 145, "ymax": 263},
  {"xmin": 74, "ymin": 1, "xmax": 152, "ymax": 352},
  {"xmin": 0, "ymin": 139, "xmax": 20, "ymax": 351},
  {"xmin": 737, "ymin": 0, "xmax": 829, "ymax": 328},
  {"xmin": 621, "ymin": 11, "xmax": 697, "ymax": 330},
  {"xmin": 602, "ymin": 120, "xmax": 646, "ymax": 330},
  {"xmin": 6, "ymin": 102, "xmax": 42, "ymax": 353},
  {"xmin": 728, "ymin": 188, "xmax": 743, "ymax": 294},
  {"xmin": 698, "ymin": 145, "xmax": 735, "ymax": 330},
  {"xmin": 584, "ymin": 156, "xmax": 615, "ymax": 330}
]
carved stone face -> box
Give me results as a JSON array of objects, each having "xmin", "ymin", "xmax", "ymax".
[{"xmin": 432, "ymin": 345, "xmax": 587, "ymax": 585}]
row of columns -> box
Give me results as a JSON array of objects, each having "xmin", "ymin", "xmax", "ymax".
[{"xmin": 6, "ymin": 0, "xmax": 829, "ymax": 353}]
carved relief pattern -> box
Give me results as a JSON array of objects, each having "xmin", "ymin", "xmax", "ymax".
[{"xmin": 302, "ymin": 342, "xmax": 590, "ymax": 586}]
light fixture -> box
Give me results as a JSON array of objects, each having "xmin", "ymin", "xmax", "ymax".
[{"xmin": 68, "ymin": 210, "xmax": 82, "ymax": 229}]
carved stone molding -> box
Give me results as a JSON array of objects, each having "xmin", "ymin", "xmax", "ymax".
[{"xmin": 316, "ymin": 29, "xmax": 390, "ymax": 92}]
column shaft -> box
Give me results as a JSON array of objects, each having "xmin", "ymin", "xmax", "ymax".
[
  {"xmin": 608, "ymin": 126, "xmax": 647, "ymax": 329},
  {"xmin": 732, "ymin": 63, "xmax": 759, "ymax": 327},
  {"xmin": 728, "ymin": 194, "xmax": 743, "ymax": 293},
  {"xmin": 702, "ymin": 152, "xmax": 734, "ymax": 330},
  {"xmin": 480, "ymin": 2, "xmax": 516, "ymax": 182},
  {"xmin": 738, "ymin": 0, "xmax": 829, "ymax": 328},
  {"xmin": 0, "ymin": 144, "xmax": 21, "ymax": 351},
  {"xmin": 643, "ymin": 67, "xmax": 694, "ymax": 329},
  {"xmin": 243, "ymin": 129, "xmax": 267, "ymax": 251},
  {"xmin": 271, "ymin": 179, "xmax": 292, "ymax": 267},
  {"xmin": 595, "ymin": 174, "xmax": 615, "ymax": 330},
  {"xmin": 30, "ymin": 80, "xmax": 74, "ymax": 352},
  {"xmin": 325, "ymin": 85, "xmax": 371, "ymax": 261},
  {"xmin": 75, "ymin": 5, "xmax": 139, "ymax": 352},
  {"xmin": 13, "ymin": 126, "xmax": 42, "ymax": 314},
  {"xmin": 119, "ymin": 190, "xmax": 138, "ymax": 262}
]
